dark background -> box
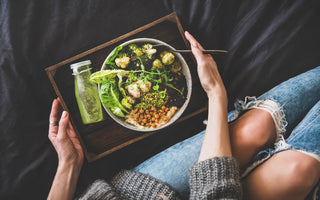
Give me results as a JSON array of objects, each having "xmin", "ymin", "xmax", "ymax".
[{"xmin": 1, "ymin": 0, "xmax": 320, "ymax": 199}]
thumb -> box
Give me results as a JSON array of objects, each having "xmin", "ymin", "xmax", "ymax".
[{"xmin": 57, "ymin": 111, "xmax": 69, "ymax": 139}]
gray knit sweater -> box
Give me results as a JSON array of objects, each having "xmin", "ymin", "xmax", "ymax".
[{"xmin": 78, "ymin": 157, "xmax": 242, "ymax": 200}]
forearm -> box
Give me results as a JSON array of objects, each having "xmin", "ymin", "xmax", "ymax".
[
  {"xmin": 48, "ymin": 162, "xmax": 81, "ymax": 200},
  {"xmin": 198, "ymin": 91, "xmax": 232, "ymax": 162}
]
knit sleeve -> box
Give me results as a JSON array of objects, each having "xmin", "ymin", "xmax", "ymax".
[
  {"xmin": 76, "ymin": 179, "xmax": 121, "ymax": 200},
  {"xmin": 189, "ymin": 157, "xmax": 242, "ymax": 200}
]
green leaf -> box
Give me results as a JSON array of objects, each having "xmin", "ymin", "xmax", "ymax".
[
  {"xmin": 152, "ymin": 84, "xmax": 159, "ymax": 91},
  {"xmin": 106, "ymin": 46, "xmax": 123, "ymax": 65},
  {"xmin": 90, "ymin": 69, "xmax": 130, "ymax": 84},
  {"xmin": 100, "ymin": 77, "xmax": 128, "ymax": 116}
]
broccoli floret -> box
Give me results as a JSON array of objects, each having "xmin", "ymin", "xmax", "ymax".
[
  {"xmin": 170, "ymin": 61, "xmax": 181, "ymax": 72},
  {"xmin": 121, "ymin": 98, "xmax": 132, "ymax": 110},
  {"xmin": 142, "ymin": 43, "xmax": 157, "ymax": 59},
  {"xmin": 152, "ymin": 59, "xmax": 164, "ymax": 70},
  {"xmin": 115, "ymin": 53, "xmax": 130, "ymax": 68},
  {"xmin": 128, "ymin": 44, "xmax": 143, "ymax": 57},
  {"xmin": 160, "ymin": 51, "xmax": 175, "ymax": 65}
]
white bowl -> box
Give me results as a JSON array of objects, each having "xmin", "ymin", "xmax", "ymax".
[{"xmin": 99, "ymin": 38, "xmax": 192, "ymax": 132}]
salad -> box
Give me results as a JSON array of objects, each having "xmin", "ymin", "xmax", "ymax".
[{"xmin": 90, "ymin": 41, "xmax": 188, "ymax": 129}]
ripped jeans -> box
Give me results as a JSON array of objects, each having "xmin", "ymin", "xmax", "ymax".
[{"xmin": 134, "ymin": 66, "xmax": 320, "ymax": 198}]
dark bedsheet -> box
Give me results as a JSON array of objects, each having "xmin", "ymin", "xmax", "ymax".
[{"xmin": 1, "ymin": 0, "xmax": 319, "ymax": 199}]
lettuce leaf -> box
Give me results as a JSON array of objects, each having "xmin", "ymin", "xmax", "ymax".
[
  {"xmin": 105, "ymin": 46, "xmax": 123, "ymax": 69},
  {"xmin": 100, "ymin": 77, "xmax": 128, "ymax": 117}
]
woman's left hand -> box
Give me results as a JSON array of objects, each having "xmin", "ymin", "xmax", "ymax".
[{"xmin": 48, "ymin": 98, "xmax": 84, "ymax": 169}]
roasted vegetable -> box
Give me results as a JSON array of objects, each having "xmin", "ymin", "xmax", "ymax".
[
  {"xmin": 170, "ymin": 61, "xmax": 181, "ymax": 72},
  {"xmin": 142, "ymin": 43, "xmax": 157, "ymax": 59},
  {"xmin": 115, "ymin": 53, "xmax": 130, "ymax": 68},
  {"xmin": 152, "ymin": 59, "xmax": 164, "ymax": 70},
  {"xmin": 160, "ymin": 51, "xmax": 175, "ymax": 65},
  {"xmin": 121, "ymin": 98, "xmax": 132, "ymax": 110},
  {"xmin": 128, "ymin": 44, "xmax": 143, "ymax": 57}
]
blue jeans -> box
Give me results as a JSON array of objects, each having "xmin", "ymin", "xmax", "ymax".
[{"xmin": 134, "ymin": 66, "xmax": 320, "ymax": 198}]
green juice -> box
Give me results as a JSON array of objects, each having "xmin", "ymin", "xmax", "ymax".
[{"xmin": 71, "ymin": 60, "xmax": 104, "ymax": 124}]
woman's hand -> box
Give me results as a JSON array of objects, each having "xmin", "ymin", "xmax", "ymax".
[
  {"xmin": 48, "ymin": 98, "xmax": 84, "ymax": 169},
  {"xmin": 48, "ymin": 98, "xmax": 84, "ymax": 200},
  {"xmin": 185, "ymin": 31, "xmax": 231, "ymax": 161},
  {"xmin": 185, "ymin": 31, "xmax": 227, "ymax": 101}
]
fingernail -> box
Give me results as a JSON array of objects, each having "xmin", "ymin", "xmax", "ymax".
[{"xmin": 62, "ymin": 111, "xmax": 68, "ymax": 118}]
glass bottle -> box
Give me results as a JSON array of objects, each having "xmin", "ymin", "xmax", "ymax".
[{"xmin": 70, "ymin": 60, "xmax": 104, "ymax": 124}]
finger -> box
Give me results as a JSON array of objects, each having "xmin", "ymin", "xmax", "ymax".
[
  {"xmin": 48, "ymin": 99, "xmax": 61, "ymax": 138},
  {"xmin": 56, "ymin": 97, "xmax": 62, "ymax": 106},
  {"xmin": 185, "ymin": 31, "xmax": 204, "ymax": 49},
  {"xmin": 185, "ymin": 31, "xmax": 206, "ymax": 63},
  {"xmin": 67, "ymin": 121, "xmax": 77, "ymax": 138},
  {"xmin": 57, "ymin": 111, "xmax": 69, "ymax": 139}
]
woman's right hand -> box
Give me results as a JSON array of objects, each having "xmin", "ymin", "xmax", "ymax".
[{"xmin": 185, "ymin": 31, "xmax": 227, "ymax": 101}]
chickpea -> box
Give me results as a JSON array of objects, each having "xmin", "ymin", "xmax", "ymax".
[
  {"xmin": 151, "ymin": 123, "xmax": 156, "ymax": 128},
  {"xmin": 139, "ymin": 109, "xmax": 144, "ymax": 114},
  {"xmin": 163, "ymin": 116, "xmax": 168, "ymax": 121}
]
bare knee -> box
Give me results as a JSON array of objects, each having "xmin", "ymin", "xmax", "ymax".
[
  {"xmin": 230, "ymin": 109, "xmax": 276, "ymax": 150},
  {"xmin": 243, "ymin": 151, "xmax": 320, "ymax": 200},
  {"xmin": 285, "ymin": 154, "xmax": 320, "ymax": 191}
]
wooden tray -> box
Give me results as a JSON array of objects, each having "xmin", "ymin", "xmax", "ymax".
[{"xmin": 45, "ymin": 13, "xmax": 208, "ymax": 162}]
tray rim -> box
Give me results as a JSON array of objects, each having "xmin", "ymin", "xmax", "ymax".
[{"xmin": 45, "ymin": 12, "xmax": 204, "ymax": 162}]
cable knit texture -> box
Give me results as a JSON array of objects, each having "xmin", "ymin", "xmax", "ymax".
[
  {"xmin": 77, "ymin": 157, "xmax": 241, "ymax": 200},
  {"xmin": 189, "ymin": 157, "xmax": 242, "ymax": 200},
  {"xmin": 111, "ymin": 170, "xmax": 180, "ymax": 200}
]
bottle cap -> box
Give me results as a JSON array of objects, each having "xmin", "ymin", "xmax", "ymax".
[{"xmin": 70, "ymin": 60, "xmax": 91, "ymax": 75}]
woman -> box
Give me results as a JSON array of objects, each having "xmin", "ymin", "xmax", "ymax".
[{"xmin": 47, "ymin": 32, "xmax": 320, "ymax": 199}]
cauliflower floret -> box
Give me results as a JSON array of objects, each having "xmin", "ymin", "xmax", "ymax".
[
  {"xmin": 138, "ymin": 80, "xmax": 151, "ymax": 93},
  {"xmin": 142, "ymin": 43, "xmax": 157, "ymax": 59},
  {"xmin": 126, "ymin": 83, "xmax": 140, "ymax": 98},
  {"xmin": 115, "ymin": 53, "xmax": 130, "ymax": 68},
  {"xmin": 126, "ymin": 80, "xmax": 152, "ymax": 98}
]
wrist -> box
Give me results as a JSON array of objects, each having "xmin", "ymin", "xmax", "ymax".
[
  {"xmin": 58, "ymin": 160, "xmax": 82, "ymax": 175},
  {"xmin": 207, "ymin": 91, "xmax": 227, "ymax": 106}
]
